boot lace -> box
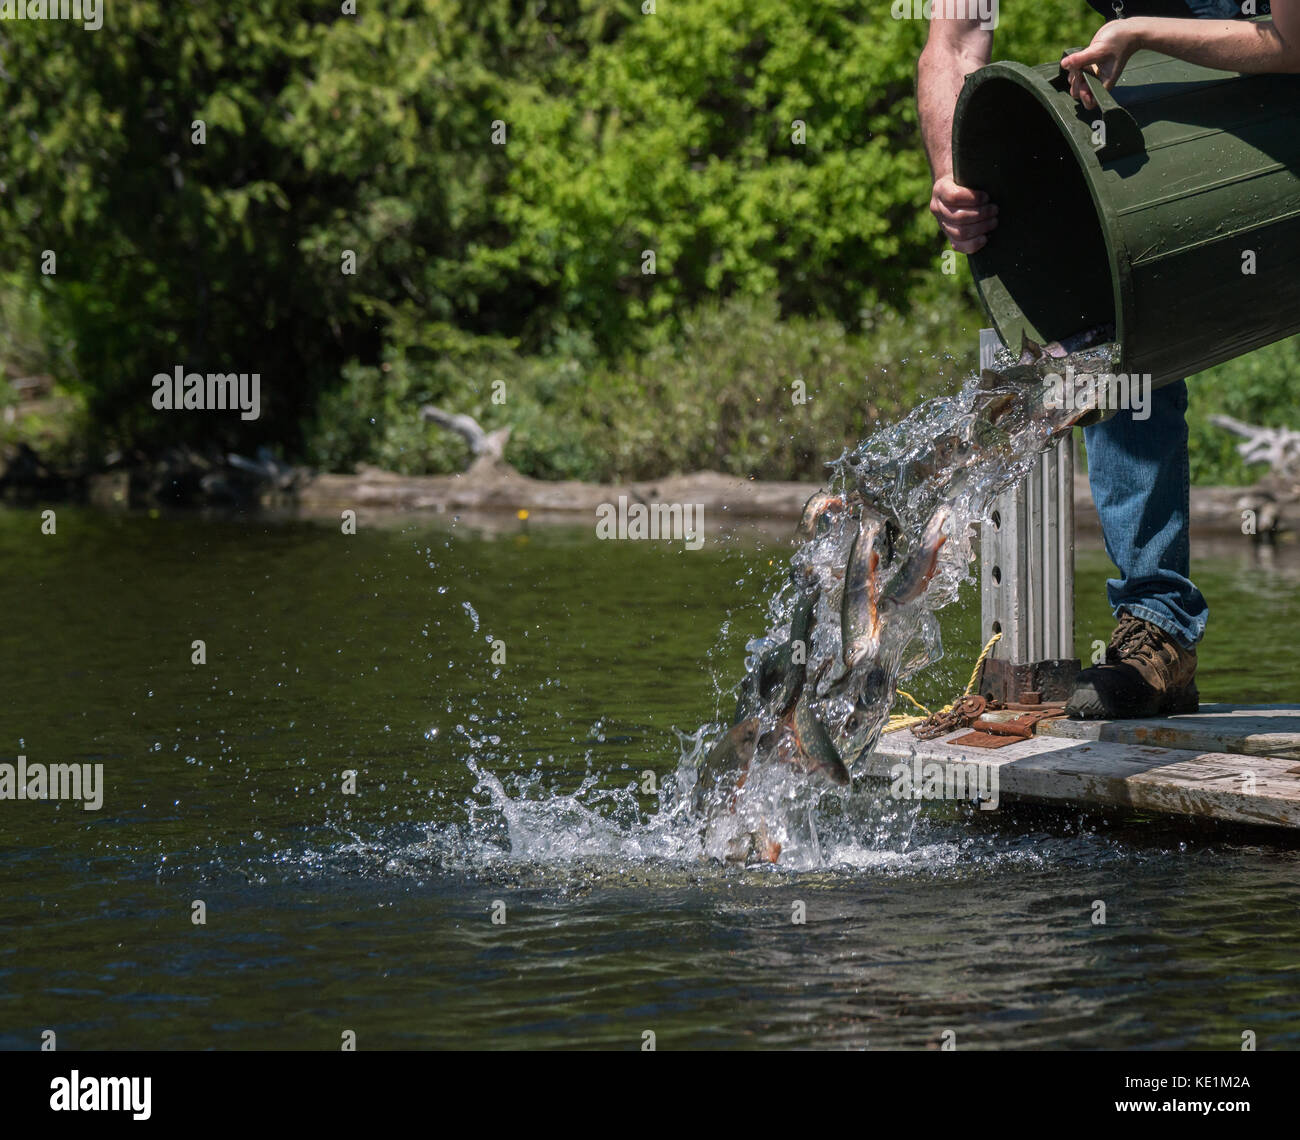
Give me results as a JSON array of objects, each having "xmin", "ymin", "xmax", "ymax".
[{"xmin": 1111, "ymin": 613, "xmax": 1165, "ymax": 666}]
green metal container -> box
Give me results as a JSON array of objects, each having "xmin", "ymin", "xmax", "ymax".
[{"xmin": 953, "ymin": 47, "xmax": 1300, "ymax": 385}]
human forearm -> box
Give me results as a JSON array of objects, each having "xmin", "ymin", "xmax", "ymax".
[
  {"xmin": 917, "ymin": 20, "xmax": 995, "ymax": 251},
  {"xmin": 1125, "ymin": 13, "xmax": 1300, "ymax": 73},
  {"xmin": 917, "ymin": 28, "xmax": 991, "ymax": 180}
]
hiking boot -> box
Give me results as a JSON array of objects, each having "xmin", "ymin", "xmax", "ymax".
[{"xmin": 1066, "ymin": 611, "xmax": 1198, "ymax": 720}]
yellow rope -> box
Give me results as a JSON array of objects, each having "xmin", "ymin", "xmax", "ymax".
[
  {"xmin": 882, "ymin": 630, "xmax": 1002, "ymax": 734},
  {"xmin": 895, "ymin": 689, "xmax": 931, "ymax": 716},
  {"xmin": 964, "ymin": 629, "xmax": 1002, "ymax": 696},
  {"xmin": 883, "ymin": 712, "xmax": 929, "ymax": 733}
]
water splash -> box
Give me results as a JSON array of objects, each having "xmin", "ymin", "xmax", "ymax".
[
  {"xmin": 256, "ymin": 747, "xmax": 1078, "ymax": 883},
  {"xmin": 668, "ymin": 329, "xmax": 1119, "ymax": 864},
  {"xmin": 455, "ymin": 330, "xmax": 1119, "ymax": 871}
]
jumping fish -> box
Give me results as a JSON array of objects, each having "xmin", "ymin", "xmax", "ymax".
[
  {"xmin": 693, "ymin": 329, "xmax": 1119, "ymax": 864},
  {"xmin": 840, "ymin": 512, "xmax": 884, "ymax": 668}
]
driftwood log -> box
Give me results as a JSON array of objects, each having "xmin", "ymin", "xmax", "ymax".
[
  {"xmin": 299, "ymin": 461, "xmax": 817, "ymax": 519},
  {"xmin": 1207, "ymin": 415, "xmax": 1300, "ymax": 537},
  {"xmin": 302, "ymin": 407, "xmax": 1300, "ymax": 535},
  {"xmin": 291, "ymin": 405, "xmax": 814, "ymax": 518}
]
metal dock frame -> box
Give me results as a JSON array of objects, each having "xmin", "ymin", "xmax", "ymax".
[{"xmin": 978, "ymin": 328, "xmax": 1081, "ymax": 703}]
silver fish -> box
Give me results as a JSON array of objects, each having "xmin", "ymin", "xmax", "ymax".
[
  {"xmin": 693, "ymin": 331, "xmax": 1119, "ymax": 864},
  {"xmin": 840, "ymin": 512, "xmax": 885, "ymax": 668}
]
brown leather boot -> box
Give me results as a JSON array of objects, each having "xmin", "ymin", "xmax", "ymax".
[{"xmin": 1066, "ymin": 611, "xmax": 1198, "ymax": 720}]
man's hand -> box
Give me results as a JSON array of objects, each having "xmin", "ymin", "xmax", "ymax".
[
  {"xmin": 930, "ymin": 175, "xmax": 997, "ymax": 254},
  {"xmin": 1061, "ymin": 21, "xmax": 1141, "ymax": 109}
]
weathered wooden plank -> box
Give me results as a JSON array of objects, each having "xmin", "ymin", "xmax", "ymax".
[
  {"xmin": 868, "ymin": 725, "xmax": 1300, "ymax": 828},
  {"xmin": 1037, "ymin": 703, "xmax": 1300, "ymax": 761}
]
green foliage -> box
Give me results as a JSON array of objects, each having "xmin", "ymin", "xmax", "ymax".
[
  {"xmin": 11, "ymin": 0, "xmax": 1284, "ymax": 490},
  {"xmin": 489, "ymin": 2, "xmax": 933, "ymax": 349},
  {"xmin": 0, "ymin": 271, "xmax": 87, "ymax": 462},
  {"xmin": 0, "ymin": 271, "xmax": 74, "ymax": 386},
  {"xmin": 2, "ymin": 1, "xmax": 360, "ymax": 458},
  {"xmin": 990, "ymin": 6, "xmax": 1102, "ymax": 64},
  {"xmin": 312, "ymin": 291, "xmax": 978, "ymax": 482}
]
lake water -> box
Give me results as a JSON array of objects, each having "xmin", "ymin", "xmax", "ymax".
[{"xmin": 2, "ymin": 506, "xmax": 1298, "ymax": 1049}]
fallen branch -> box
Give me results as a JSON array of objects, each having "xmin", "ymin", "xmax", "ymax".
[
  {"xmin": 1209, "ymin": 414, "xmax": 1300, "ymax": 477},
  {"xmin": 1209, "ymin": 414, "xmax": 1300, "ymax": 538},
  {"xmin": 419, "ymin": 405, "xmax": 512, "ymax": 475}
]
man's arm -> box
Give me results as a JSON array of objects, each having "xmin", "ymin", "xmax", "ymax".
[
  {"xmin": 1064, "ymin": 2, "xmax": 1300, "ymax": 108},
  {"xmin": 918, "ymin": 15, "xmax": 995, "ymax": 253}
]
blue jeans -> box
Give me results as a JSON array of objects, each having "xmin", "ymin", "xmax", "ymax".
[
  {"xmin": 1077, "ymin": 0, "xmax": 1241, "ymax": 651},
  {"xmin": 1083, "ymin": 380, "xmax": 1208, "ymax": 649},
  {"xmin": 1183, "ymin": 0, "xmax": 1268, "ymax": 16}
]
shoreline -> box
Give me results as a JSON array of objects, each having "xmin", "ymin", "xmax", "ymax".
[
  {"xmin": 289, "ymin": 465, "xmax": 1289, "ymax": 539},
  {"xmin": 0, "ymin": 461, "xmax": 1280, "ymax": 541}
]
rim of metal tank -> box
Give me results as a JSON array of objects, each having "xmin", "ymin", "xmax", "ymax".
[{"xmin": 952, "ymin": 59, "xmax": 1135, "ymax": 379}]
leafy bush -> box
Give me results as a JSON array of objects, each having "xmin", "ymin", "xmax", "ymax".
[
  {"xmin": 309, "ymin": 291, "xmax": 981, "ymax": 482},
  {"xmin": 14, "ymin": 0, "xmax": 1288, "ymax": 489},
  {"xmin": 0, "ymin": 272, "xmax": 86, "ymax": 463},
  {"xmin": 0, "ymin": 1, "xmax": 1106, "ymax": 469}
]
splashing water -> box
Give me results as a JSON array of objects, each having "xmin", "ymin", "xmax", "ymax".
[
  {"xmin": 453, "ymin": 752, "xmax": 996, "ymax": 875},
  {"xmin": 472, "ymin": 329, "xmax": 1119, "ymax": 870},
  {"xmin": 673, "ymin": 327, "xmax": 1119, "ymax": 864}
]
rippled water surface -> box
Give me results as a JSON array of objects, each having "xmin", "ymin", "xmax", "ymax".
[{"xmin": 2, "ymin": 507, "xmax": 1298, "ymax": 1049}]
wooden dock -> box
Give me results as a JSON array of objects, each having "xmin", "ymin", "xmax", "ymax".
[{"xmin": 867, "ymin": 703, "xmax": 1300, "ymax": 830}]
